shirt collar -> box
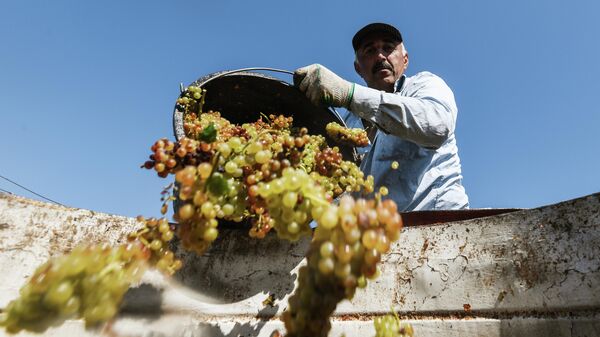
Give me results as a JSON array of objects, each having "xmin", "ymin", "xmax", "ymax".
[{"xmin": 394, "ymin": 75, "xmax": 406, "ymax": 92}]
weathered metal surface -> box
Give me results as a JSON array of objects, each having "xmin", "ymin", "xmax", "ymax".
[
  {"xmin": 0, "ymin": 195, "xmax": 140, "ymax": 307},
  {"xmin": 1, "ymin": 192, "xmax": 599, "ymax": 336},
  {"xmin": 344, "ymin": 193, "xmax": 600, "ymax": 314}
]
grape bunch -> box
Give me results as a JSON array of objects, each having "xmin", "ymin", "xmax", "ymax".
[
  {"xmin": 176, "ymin": 85, "xmax": 206, "ymax": 115},
  {"xmin": 0, "ymin": 243, "xmax": 149, "ymax": 333},
  {"xmin": 268, "ymin": 114, "xmax": 294, "ymax": 129},
  {"xmin": 315, "ymin": 146, "xmax": 342, "ymax": 176},
  {"xmin": 142, "ymin": 137, "xmax": 214, "ymax": 178},
  {"xmin": 129, "ymin": 216, "xmax": 182, "ymax": 275},
  {"xmin": 260, "ymin": 167, "xmax": 331, "ymax": 241},
  {"xmin": 282, "ymin": 195, "xmax": 403, "ymax": 337},
  {"xmin": 312, "ymin": 147, "xmax": 374, "ymax": 197},
  {"xmin": 143, "ymin": 104, "xmax": 378, "ymax": 254},
  {"xmin": 374, "ymin": 313, "xmax": 414, "ymax": 337},
  {"xmin": 172, "ymin": 164, "xmax": 224, "ymax": 255},
  {"xmin": 326, "ymin": 122, "xmax": 370, "ymax": 147},
  {"xmin": 0, "ymin": 213, "xmax": 185, "ymax": 334},
  {"xmin": 184, "ymin": 110, "xmax": 242, "ymax": 142}
]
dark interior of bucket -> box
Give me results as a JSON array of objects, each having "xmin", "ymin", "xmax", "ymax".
[{"xmin": 189, "ymin": 72, "xmax": 357, "ymax": 162}]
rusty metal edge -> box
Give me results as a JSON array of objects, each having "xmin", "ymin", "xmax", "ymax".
[{"xmin": 400, "ymin": 208, "xmax": 522, "ymax": 227}]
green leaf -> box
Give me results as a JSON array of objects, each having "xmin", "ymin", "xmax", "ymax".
[
  {"xmin": 200, "ymin": 123, "xmax": 217, "ymax": 143},
  {"xmin": 207, "ymin": 173, "xmax": 229, "ymax": 196}
]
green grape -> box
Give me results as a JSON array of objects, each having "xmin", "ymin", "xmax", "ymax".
[
  {"xmin": 225, "ymin": 161, "xmax": 238, "ymax": 174},
  {"xmin": 222, "ymin": 204, "xmax": 234, "ymax": 216},
  {"xmin": 178, "ymin": 204, "xmax": 195, "ymax": 220},
  {"xmin": 246, "ymin": 141, "xmax": 262, "ymax": 154},
  {"xmin": 228, "ymin": 136, "xmax": 242, "ymax": 151},
  {"xmin": 218, "ymin": 142, "xmax": 231, "ymax": 157},
  {"xmin": 198, "ymin": 163, "xmax": 212, "ymax": 179},
  {"xmin": 43, "ymin": 281, "xmax": 74, "ymax": 307},
  {"xmin": 374, "ymin": 313, "xmax": 414, "ymax": 337},
  {"xmin": 282, "ymin": 191, "xmax": 298, "ymax": 208},
  {"xmin": 287, "ymin": 222, "xmax": 300, "ymax": 234},
  {"xmin": 203, "ymin": 228, "xmax": 219, "ymax": 242},
  {"xmin": 362, "ymin": 230, "xmax": 378, "ymax": 250},
  {"xmin": 272, "ymin": 179, "xmax": 285, "ymax": 193},
  {"xmin": 319, "ymin": 241, "xmax": 335, "ymax": 258},
  {"xmin": 319, "ymin": 207, "xmax": 338, "ymax": 229},
  {"xmin": 255, "ymin": 150, "xmax": 271, "ymax": 164}
]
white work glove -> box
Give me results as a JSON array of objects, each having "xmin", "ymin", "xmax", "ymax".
[{"xmin": 294, "ymin": 64, "xmax": 355, "ymax": 108}]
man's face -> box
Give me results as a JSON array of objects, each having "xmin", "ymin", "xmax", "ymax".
[{"xmin": 354, "ymin": 34, "xmax": 408, "ymax": 92}]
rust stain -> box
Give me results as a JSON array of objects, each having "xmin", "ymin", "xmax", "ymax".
[
  {"xmin": 330, "ymin": 308, "xmax": 600, "ymax": 321},
  {"xmin": 420, "ymin": 238, "xmax": 429, "ymax": 254},
  {"xmin": 497, "ymin": 290, "xmax": 507, "ymax": 303},
  {"xmin": 338, "ymin": 313, "xmax": 364, "ymax": 321},
  {"xmin": 513, "ymin": 236, "xmax": 545, "ymax": 288}
]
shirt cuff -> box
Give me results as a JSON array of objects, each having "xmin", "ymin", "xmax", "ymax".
[{"xmin": 349, "ymin": 84, "xmax": 381, "ymax": 120}]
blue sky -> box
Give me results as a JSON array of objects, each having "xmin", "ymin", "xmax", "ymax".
[{"xmin": 1, "ymin": 1, "xmax": 599, "ymax": 218}]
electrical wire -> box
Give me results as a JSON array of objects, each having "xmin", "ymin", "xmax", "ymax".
[
  {"xmin": 0, "ymin": 173, "xmax": 63, "ymax": 206},
  {"xmin": 0, "ymin": 186, "xmax": 14, "ymax": 195}
]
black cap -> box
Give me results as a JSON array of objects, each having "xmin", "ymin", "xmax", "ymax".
[{"xmin": 352, "ymin": 23, "xmax": 403, "ymax": 51}]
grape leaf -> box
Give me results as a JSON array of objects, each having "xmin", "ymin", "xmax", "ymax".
[
  {"xmin": 207, "ymin": 173, "xmax": 229, "ymax": 196},
  {"xmin": 200, "ymin": 123, "xmax": 217, "ymax": 143}
]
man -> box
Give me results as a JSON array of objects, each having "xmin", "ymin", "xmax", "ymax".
[{"xmin": 295, "ymin": 23, "xmax": 469, "ymax": 211}]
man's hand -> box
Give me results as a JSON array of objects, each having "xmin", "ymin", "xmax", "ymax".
[{"xmin": 294, "ymin": 64, "xmax": 355, "ymax": 108}]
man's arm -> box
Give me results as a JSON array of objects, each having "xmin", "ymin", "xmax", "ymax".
[
  {"xmin": 350, "ymin": 73, "xmax": 457, "ymax": 149},
  {"xmin": 295, "ymin": 65, "xmax": 457, "ymax": 149}
]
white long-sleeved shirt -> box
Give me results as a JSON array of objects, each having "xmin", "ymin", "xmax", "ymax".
[{"xmin": 349, "ymin": 71, "xmax": 469, "ymax": 211}]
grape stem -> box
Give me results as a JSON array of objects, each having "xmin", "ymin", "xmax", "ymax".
[
  {"xmin": 259, "ymin": 112, "xmax": 271, "ymax": 122},
  {"xmin": 198, "ymin": 89, "xmax": 206, "ymax": 113},
  {"xmin": 135, "ymin": 228, "xmax": 150, "ymax": 236},
  {"xmin": 375, "ymin": 192, "xmax": 382, "ymax": 206},
  {"xmin": 202, "ymin": 152, "xmax": 222, "ymax": 194},
  {"xmin": 392, "ymin": 307, "xmax": 401, "ymax": 322},
  {"xmin": 239, "ymin": 129, "xmax": 281, "ymax": 154},
  {"xmin": 302, "ymin": 192, "xmax": 329, "ymax": 207},
  {"xmin": 99, "ymin": 262, "xmax": 126, "ymax": 279},
  {"xmin": 137, "ymin": 235, "xmax": 150, "ymax": 247}
]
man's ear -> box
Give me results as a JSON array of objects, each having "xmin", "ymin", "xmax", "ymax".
[
  {"xmin": 404, "ymin": 53, "xmax": 409, "ymax": 69},
  {"xmin": 354, "ymin": 60, "xmax": 363, "ymax": 78}
]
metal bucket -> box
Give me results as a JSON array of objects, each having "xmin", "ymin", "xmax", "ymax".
[
  {"xmin": 172, "ymin": 68, "xmax": 359, "ymax": 162},
  {"xmin": 171, "ymin": 68, "xmax": 359, "ymax": 227}
]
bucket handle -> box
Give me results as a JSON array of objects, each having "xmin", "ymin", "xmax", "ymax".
[{"xmin": 190, "ymin": 67, "xmax": 294, "ymax": 89}]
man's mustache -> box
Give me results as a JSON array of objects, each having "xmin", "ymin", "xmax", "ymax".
[{"xmin": 372, "ymin": 61, "xmax": 394, "ymax": 74}]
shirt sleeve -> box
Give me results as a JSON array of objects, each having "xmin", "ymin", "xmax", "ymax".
[{"xmin": 348, "ymin": 73, "xmax": 458, "ymax": 149}]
